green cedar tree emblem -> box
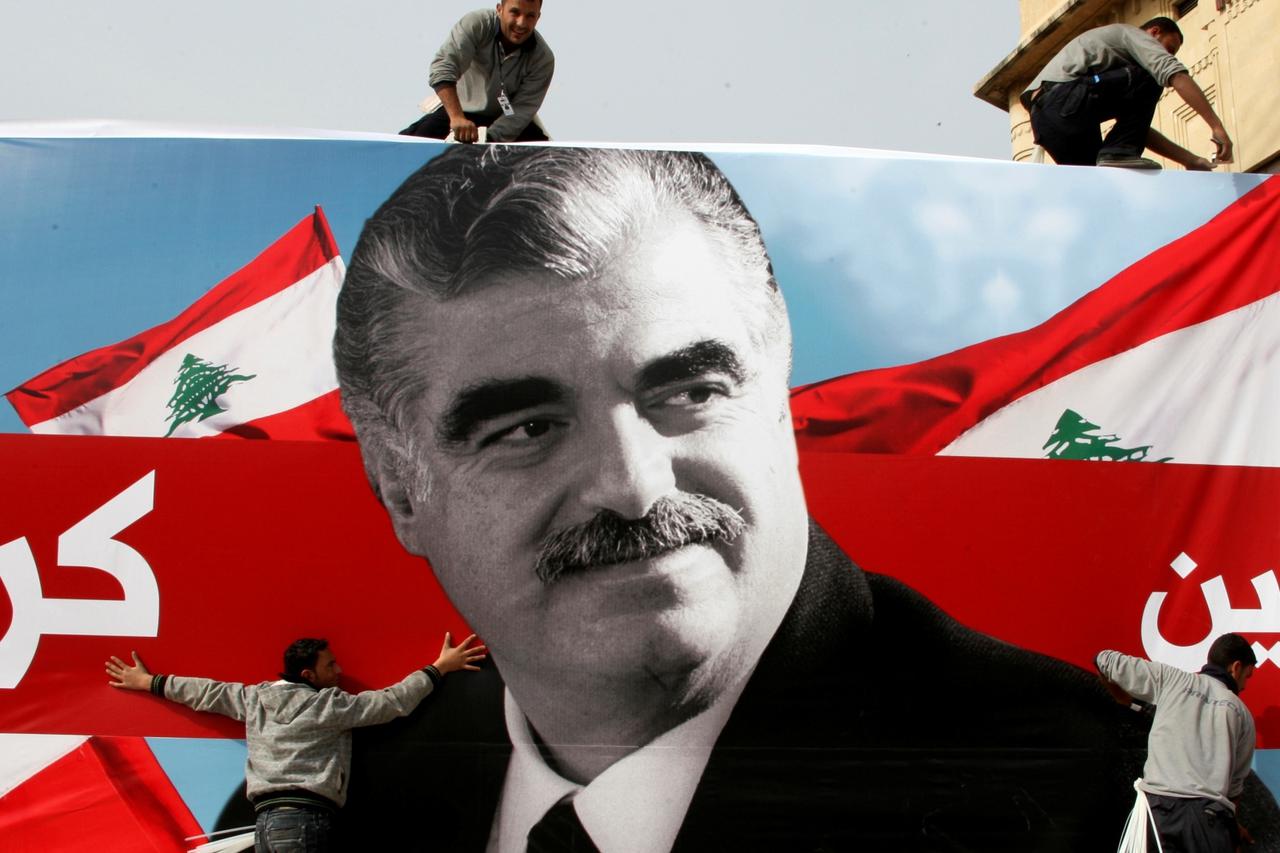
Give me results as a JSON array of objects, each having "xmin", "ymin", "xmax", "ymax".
[
  {"xmin": 164, "ymin": 353, "xmax": 256, "ymax": 437},
  {"xmin": 1042, "ymin": 409, "xmax": 1171, "ymax": 462}
]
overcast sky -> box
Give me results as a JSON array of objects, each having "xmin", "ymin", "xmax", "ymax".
[{"xmin": 2, "ymin": 1, "xmax": 1021, "ymax": 157}]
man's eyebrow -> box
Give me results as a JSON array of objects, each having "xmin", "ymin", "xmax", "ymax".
[
  {"xmin": 438, "ymin": 377, "xmax": 567, "ymax": 444},
  {"xmin": 637, "ymin": 340, "xmax": 747, "ymax": 391}
]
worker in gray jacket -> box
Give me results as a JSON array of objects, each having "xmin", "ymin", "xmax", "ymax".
[
  {"xmin": 400, "ymin": 0, "xmax": 553, "ymax": 143},
  {"xmin": 1097, "ymin": 633, "xmax": 1258, "ymax": 852},
  {"xmin": 106, "ymin": 633, "xmax": 486, "ymax": 852},
  {"xmin": 1023, "ymin": 16, "xmax": 1232, "ymax": 170}
]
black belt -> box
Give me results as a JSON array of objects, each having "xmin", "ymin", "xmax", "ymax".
[{"xmin": 252, "ymin": 789, "xmax": 338, "ymax": 814}]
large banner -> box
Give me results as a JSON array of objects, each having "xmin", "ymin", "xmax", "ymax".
[{"xmin": 1, "ymin": 134, "xmax": 1277, "ymax": 850}]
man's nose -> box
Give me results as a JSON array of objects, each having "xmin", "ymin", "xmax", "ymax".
[{"xmin": 576, "ymin": 407, "xmax": 675, "ymax": 520}]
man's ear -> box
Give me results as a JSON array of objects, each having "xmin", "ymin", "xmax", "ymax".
[
  {"xmin": 300, "ymin": 668, "xmax": 317, "ymax": 687},
  {"xmin": 369, "ymin": 454, "xmax": 429, "ymax": 557}
]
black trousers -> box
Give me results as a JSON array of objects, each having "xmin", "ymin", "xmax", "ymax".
[
  {"xmin": 399, "ymin": 109, "xmax": 549, "ymax": 142},
  {"xmin": 1029, "ymin": 66, "xmax": 1162, "ymax": 166},
  {"xmin": 1146, "ymin": 793, "xmax": 1238, "ymax": 853}
]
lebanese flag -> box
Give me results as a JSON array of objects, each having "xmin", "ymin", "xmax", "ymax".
[
  {"xmin": 4, "ymin": 208, "xmax": 354, "ymax": 442},
  {"xmin": 790, "ymin": 175, "xmax": 1280, "ymax": 466},
  {"xmin": 0, "ymin": 735, "xmax": 206, "ymax": 851},
  {"xmin": 0, "ymin": 209, "xmax": 355, "ymax": 851}
]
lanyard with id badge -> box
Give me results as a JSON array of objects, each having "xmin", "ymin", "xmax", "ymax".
[{"xmin": 494, "ymin": 37, "xmax": 518, "ymax": 117}]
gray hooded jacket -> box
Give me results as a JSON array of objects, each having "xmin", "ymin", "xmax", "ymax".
[{"xmin": 161, "ymin": 669, "xmax": 435, "ymax": 807}]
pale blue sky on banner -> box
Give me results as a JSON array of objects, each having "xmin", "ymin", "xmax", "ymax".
[
  {"xmin": 2, "ymin": 1, "xmax": 1020, "ymax": 157},
  {"xmin": 0, "ymin": 138, "xmax": 1260, "ymax": 438}
]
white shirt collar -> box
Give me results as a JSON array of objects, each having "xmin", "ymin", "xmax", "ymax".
[{"xmin": 487, "ymin": 678, "xmax": 746, "ymax": 853}]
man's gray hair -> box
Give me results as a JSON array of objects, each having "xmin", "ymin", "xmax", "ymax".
[{"xmin": 334, "ymin": 145, "xmax": 787, "ymax": 500}]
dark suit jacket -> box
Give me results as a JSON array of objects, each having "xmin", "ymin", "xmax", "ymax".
[{"xmin": 223, "ymin": 522, "xmax": 1280, "ymax": 851}]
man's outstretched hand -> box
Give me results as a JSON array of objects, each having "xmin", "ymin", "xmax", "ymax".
[
  {"xmin": 106, "ymin": 652, "xmax": 153, "ymax": 691},
  {"xmin": 433, "ymin": 632, "xmax": 487, "ymax": 674}
]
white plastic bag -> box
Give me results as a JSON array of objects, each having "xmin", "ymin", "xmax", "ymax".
[{"xmin": 1117, "ymin": 780, "xmax": 1164, "ymax": 853}]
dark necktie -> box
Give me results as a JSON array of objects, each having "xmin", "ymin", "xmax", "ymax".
[{"xmin": 526, "ymin": 799, "xmax": 600, "ymax": 853}]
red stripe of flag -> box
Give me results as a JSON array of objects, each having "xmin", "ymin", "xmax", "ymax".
[
  {"xmin": 5, "ymin": 207, "xmax": 340, "ymax": 427},
  {"xmin": 790, "ymin": 175, "xmax": 1280, "ymax": 455},
  {"xmin": 0, "ymin": 736, "xmax": 205, "ymax": 851},
  {"xmin": 210, "ymin": 389, "xmax": 355, "ymax": 442}
]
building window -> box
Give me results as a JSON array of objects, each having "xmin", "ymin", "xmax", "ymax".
[{"xmin": 1175, "ymin": 0, "xmax": 1199, "ymax": 15}]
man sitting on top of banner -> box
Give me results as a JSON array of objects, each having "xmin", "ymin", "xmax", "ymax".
[
  {"xmin": 1022, "ymin": 16, "xmax": 1232, "ymax": 170},
  {"xmin": 401, "ymin": 0, "xmax": 553, "ymax": 144}
]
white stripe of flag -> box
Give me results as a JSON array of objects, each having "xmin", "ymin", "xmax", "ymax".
[
  {"xmin": 28, "ymin": 259, "xmax": 344, "ymax": 438},
  {"xmin": 940, "ymin": 291, "xmax": 1280, "ymax": 467}
]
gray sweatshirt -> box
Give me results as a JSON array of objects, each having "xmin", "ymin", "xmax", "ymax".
[
  {"xmin": 1023, "ymin": 23, "xmax": 1189, "ymax": 108},
  {"xmin": 428, "ymin": 8, "xmax": 555, "ymax": 142},
  {"xmin": 161, "ymin": 669, "xmax": 435, "ymax": 807},
  {"xmin": 1097, "ymin": 650, "xmax": 1254, "ymax": 811}
]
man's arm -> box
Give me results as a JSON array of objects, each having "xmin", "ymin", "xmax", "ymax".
[
  {"xmin": 434, "ymin": 85, "xmax": 479, "ymax": 143},
  {"xmin": 1113, "ymin": 27, "xmax": 1231, "ymax": 164},
  {"xmin": 1167, "ymin": 72, "xmax": 1233, "ymax": 164},
  {"xmin": 428, "ymin": 11, "xmax": 487, "ymax": 144},
  {"xmin": 106, "ymin": 651, "xmax": 250, "ymax": 721},
  {"xmin": 1095, "ymin": 649, "xmax": 1166, "ymax": 703},
  {"xmin": 1231, "ymin": 713, "xmax": 1257, "ymax": 800},
  {"xmin": 323, "ymin": 632, "xmax": 487, "ymax": 729},
  {"xmin": 1145, "ymin": 127, "xmax": 1215, "ymax": 171},
  {"xmin": 1232, "ymin": 713, "xmax": 1257, "ymax": 843}
]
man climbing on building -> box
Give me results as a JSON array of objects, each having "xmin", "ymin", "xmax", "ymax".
[
  {"xmin": 1097, "ymin": 633, "xmax": 1258, "ymax": 851},
  {"xmin": 1023, "ymin": 16, "xmax": 1233, "ymax": 170},
  {"xmin": 106, "ymin": 633, "xmax": 486, "ymax": 851},
  {"xmin": 400, "ymin": 0, "xmax": 553, "ymax": 143}
]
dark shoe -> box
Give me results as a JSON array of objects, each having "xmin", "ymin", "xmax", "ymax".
[{"xmin": 1096, "ymin": 154, "xmax": 1162, "ymax": 170}]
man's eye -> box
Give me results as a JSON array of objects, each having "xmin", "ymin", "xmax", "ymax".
[
  {"xmin": 480, "ymin": 418, "xmax": 558, "ymax": 448},
  {"xmin": 661, "ymin": 385, "xmax": 722, "ymax": 407}
]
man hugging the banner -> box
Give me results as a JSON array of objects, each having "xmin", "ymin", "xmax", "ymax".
[{"xmin": 111, "ymin": 634, "xmax": 485, "ymax": 850}]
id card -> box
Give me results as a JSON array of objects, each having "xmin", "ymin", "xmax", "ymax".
[{"xmin": 497, "ymin": 90, "xmax": 515, "ymax": 117}]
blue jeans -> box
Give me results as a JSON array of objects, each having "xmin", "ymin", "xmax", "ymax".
[{"xmin": 255, "ymin": 805, "xmax": 333, "ymax": 852}]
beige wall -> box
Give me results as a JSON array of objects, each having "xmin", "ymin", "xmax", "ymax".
[
  {"xmin": 1021, "ymin": 0, "xmax": 1076, "ymax": 32},
  {"xmin": 976, "ymin": 0, "xmax": 1279, "ymax": 173}
]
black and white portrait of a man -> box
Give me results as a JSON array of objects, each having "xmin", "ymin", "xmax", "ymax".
[{"xmin": 322, "ymin": 145, "xmax": 1278, "ymax": 852}]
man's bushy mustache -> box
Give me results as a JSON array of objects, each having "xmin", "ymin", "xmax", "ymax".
[{"xmin": 534, "ymin": 493, "xmax": 747, "ymax": 584}]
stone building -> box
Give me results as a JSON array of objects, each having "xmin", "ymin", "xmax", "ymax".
[{"xmin": 975, "ymin": 0, "xmax": 1278, "ymax": 173}]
